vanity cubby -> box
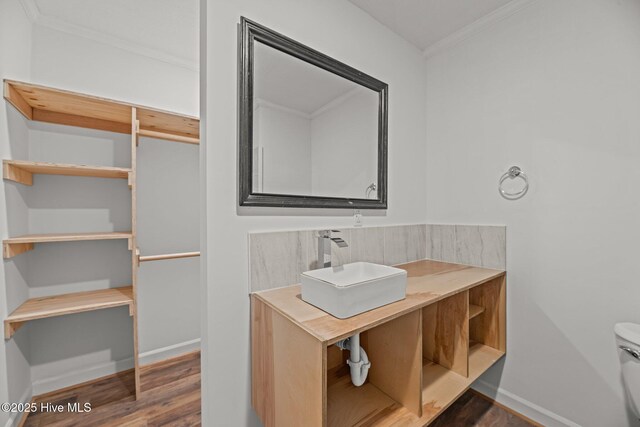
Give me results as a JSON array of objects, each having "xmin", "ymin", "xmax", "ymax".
[
  {"xmin": 251, "ymin": 260, "xmax": 506, "ymax": 426},
  {"xmin": 326, "ymin": 310, "xmax": 423, "ymax": 426},
  {"xmin": 421, "ymin": 275, "xmax": 506, "ymax": 421}
]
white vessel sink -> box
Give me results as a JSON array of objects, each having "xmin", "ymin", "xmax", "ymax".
[{"xmin": 301, "ymin": 262, "xmax": 407, "ymax": 319}]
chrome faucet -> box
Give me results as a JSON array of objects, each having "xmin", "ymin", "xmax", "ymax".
[{"xmin": 318, "ymin": 230, "xmax": 348, "ymax": 268}]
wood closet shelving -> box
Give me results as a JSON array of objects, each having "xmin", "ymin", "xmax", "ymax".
[
  {"xmin": 4, "ymin": 287, "xmax": 133, "ymax": 339},
  {"xmin": 3, "ymin": 160, "xmax": 132, "ymax": 185},
  {"xmin": 4, "ymin": 80, "xmax": 199, "ymax": 140},
  {"xmin": 2, "ymin": 79, "xmax": 200, "ymax": 399},
  {"xmin": 3, "ymin": 232, "xmax": 133, "ymax": 259}
]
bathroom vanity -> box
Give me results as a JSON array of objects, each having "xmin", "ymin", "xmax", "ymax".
[{"xmin": 251, "ymin": 259, "xmax": 506, "ymax": 426}]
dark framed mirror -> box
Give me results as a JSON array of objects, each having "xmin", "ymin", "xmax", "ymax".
[{"xmin": 238, "ymin": 17, "xmax": 388, "ymax": 209}]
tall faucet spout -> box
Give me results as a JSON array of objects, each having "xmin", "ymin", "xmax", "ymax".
[{"xmin": 317, "ymin": 230, "xmax": 348, "ymax": 268}]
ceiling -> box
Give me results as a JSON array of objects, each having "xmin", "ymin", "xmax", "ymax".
[
  {"xmin": 254, "ymin": 42, "xmax": 367, "ymax": 116},
  {"xmin": 31, "ymin": 0, "xmax": 199, "ymax": 67},
  {"xmin": 26, "ymin": 0, "xmax": 521, "ymax": 70},
  {"xmin": 348, "ymin": 0, "xmax": 514, "ymax": 51}
]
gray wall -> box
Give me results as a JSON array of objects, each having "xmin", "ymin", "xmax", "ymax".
[
  {"xmin": 0, "ymin": 1, "xmax": 33, "ymax": 426},
  {"xmin": 425, "ymin": 0, "xmax": 640, "ymax": 425},
  {"xmin": 203, "ymin": 1, "xmax": 428, "ymax": 424},
  {"xmin": 137, "ymin": 138, "xmax": 200, "ymax": 359},
  {"xmin": 201, "ymin": 0, "xmax": 426, "ymax": 426}
]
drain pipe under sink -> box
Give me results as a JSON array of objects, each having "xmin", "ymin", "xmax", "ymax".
[{"xmin": 336, "ymin": 333, "xmax": 371, "ymax": 387}]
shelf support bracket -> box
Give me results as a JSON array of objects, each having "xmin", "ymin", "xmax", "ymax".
[
  {"xmin": 4, "ymin": 321, "xmax": 24, "ymax": 340},
  {"xmin": 3, "ymin": 242, "xmax": 34, "ymax": 259},
  {"xmin": 4, "ymin": 81, "xmax": 33, "ymax": 120},
  {"xmin": 3, "ymin": 162, "xmax": 33, "ymax": 186}
]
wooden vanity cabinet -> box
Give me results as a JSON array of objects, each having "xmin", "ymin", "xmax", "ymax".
[{"xmin": 251, "ymin": 260, "xmax": 506, "ymax": 426}]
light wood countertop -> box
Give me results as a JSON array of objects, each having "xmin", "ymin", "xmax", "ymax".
[{"xmin": 252, "ymin": 259, "xmax": 505, "ymax": 345}]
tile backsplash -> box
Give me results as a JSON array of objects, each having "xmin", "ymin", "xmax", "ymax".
[
  {"xmin": 426, "ymin": 224, "xmax": 506, "ymax": 270},
  {"xmin": 249, "ymin": 224, "xmax": 426, "ymax": 292},
  {"xmin": 248, "ymin": 223, "xmax": 505, "ymax": 292}
]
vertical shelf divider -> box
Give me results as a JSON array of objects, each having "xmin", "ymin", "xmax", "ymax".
[
  {"xmin": 423, "ymin": 291, "xmax": 469, "ymax": 377},
  {"xmin": 367, "ymin": 310, "xmax": 423, "ymax": 416},
  {"xmin": 469, "ymin": 276, "xmax": 506, "ymax": 352},
  {"xmin": 131, "ymin": 107, "xmax": 141, "ymax": 398}
]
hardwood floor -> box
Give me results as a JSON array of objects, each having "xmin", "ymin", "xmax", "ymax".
[
  {"xmin": 22, "ymin": 351, "xmax": 532, "ymax": 427},
  {"xmin": 431, "ymin": 390, "xmax": 538, "ymax": 427},
  {"xmin": 23, "ymin": 351, "xmax": 200, "ymax": 427}
]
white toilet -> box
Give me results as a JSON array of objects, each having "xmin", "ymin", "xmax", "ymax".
[{"xmin": 615, "ymin": 322, "xmax": 640, "ymax": 418}]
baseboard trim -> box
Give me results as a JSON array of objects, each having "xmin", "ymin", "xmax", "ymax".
[
  {"xmin": 472, "ymin": 380, "xmax": 581, "ymax": 427},
  {"xmin": 139, "ymin": 338, "xmax": 201, "ymax": 366},
  {"xmin": 471, "ymin": 389, "xmax": 544, "ymax": 427},
  {"xmin": 31, "ymin": 339, "xmax": 200, "ymax": 396},
  {"xmin": 31, "ymin": 358, "xmax": 134, "ymax": 396},
  {"xmin": 4, "ymin": 386, "xmax": 32, "ymax": 427}
]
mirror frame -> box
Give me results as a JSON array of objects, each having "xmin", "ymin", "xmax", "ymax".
[{"xmin": 238, "ymin": 17, "xmax": 388, "ymax": 209}]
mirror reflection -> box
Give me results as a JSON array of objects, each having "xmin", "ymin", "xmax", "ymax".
[{"xmin": 252, "ymin": 41, "xmax": 379, "ymax": 200}]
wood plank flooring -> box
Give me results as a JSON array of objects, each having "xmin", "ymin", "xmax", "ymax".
[
  {"xmin": 23, "ymin": 351, "xmax": 200, "ymax": 427},
  {"xmin": 22, "ymin": 350, "xmax": 533, "ymax": 427},
  {"xmin": 431, "ymin": 390, "xmax": 539, "ymax": 427}
]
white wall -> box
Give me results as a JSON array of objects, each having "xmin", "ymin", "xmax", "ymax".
[
  {"xmin": 425, "ymin": 1, "xmax": 640, "ymax": 426},
  {"xmin": 310, "ymin": 88, "xmax": 378, "ymax": 198},
  {"xmin": 30, "ymin": 25, "xmax": 198, "ymax": 115},
  {"xmin": 255, "ymin": 89, "xmax": 378, "ymax": 198},
  {"xmin": 203, "ymin": 0, "xmax": 426, "ymax": 424},
  {"xmin": 136, "ymin": 138, "xmax": 200, "ymax": 361},
  {"xmin": 2, "ymin": 17, "xmax": 200, "ymax": 395},
  {"xmin": 255, "ymin": 104, "xmax": 312, "ymax": 195},
  {"xmin": 0, "ymin": 0, "xmax": 33, "ymax": 425}
]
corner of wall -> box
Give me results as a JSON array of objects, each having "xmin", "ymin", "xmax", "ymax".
[
  {"xmin": 472, "ymin": 379, "xmax": 580, "ymax": 427},
  {"xmin": 0, "ymin": 1, "xmax": 34, "ymax": 424}
]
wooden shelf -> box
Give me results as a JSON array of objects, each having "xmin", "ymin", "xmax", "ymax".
[
  {"xmin": 469, "ymin": 342, "xmax": 505, "ymax": 378},
  {"xmin": 421, "ymin": 361, "xmax": 469, "ymax": 423},
  {"xmin": 4, "ymin": 286, "xmax": 133, "ymax": 339},
  {"xmin": 4, "ymin": 80, "xmax": 199, "ymax": 142},
  {"xmin": 3, "ymin": 160, "xmax": 131, "ymax": 186},
  {"xmin": 326, "ymin": 344, "xmax": 507, "ymax": 426},
  {"xmin": 420, "ymin": 343, "xmax": 505, "ymax": 424},
  {"xmin": 469, "ymin": 304, "xmax": 485, "ymax": 320},
  {"xmin": 3, "ymin": 232, "xmax": 133, "ymax": 259},
  {"xmin": 327, "ymin": 375, "xmax": 417, "ymax": 426}
]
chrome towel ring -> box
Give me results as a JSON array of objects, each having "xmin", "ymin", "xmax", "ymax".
[{"xmin": 499, "ymin": 166, "xmax": 529, "ymax": 200}]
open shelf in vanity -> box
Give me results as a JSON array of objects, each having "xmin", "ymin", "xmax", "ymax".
[{"xmin": 251, "ymin": 260, "xmax": 506, "ymax": 426}]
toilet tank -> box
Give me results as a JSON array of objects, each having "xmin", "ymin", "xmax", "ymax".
[{"xmin": 615, "ymin": 322, "xmax": 640, "ymax": 419}]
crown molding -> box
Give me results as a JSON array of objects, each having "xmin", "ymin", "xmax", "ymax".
[
  {"xmin": 18, "ymin": 0, "xmax": 198, "ymax": 71},
  {"xmin": 423, "ymin": 0, "xmax": 538, "ymax": 59},
  {"xmin": 18, "ymin": 0, "xmax": 39, "ymax": 22},
  {"xmin": 310, "ymin": 87, "xmax": 362, "ymax": 119},
  {"xmin": 255, "ymin": 98, "xmax": 312, "ymax": 119}
]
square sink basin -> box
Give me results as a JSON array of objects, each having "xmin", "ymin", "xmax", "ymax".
[{"xmin": 301, "ymin": 262, "xmax": 407, "ymax": 319}]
